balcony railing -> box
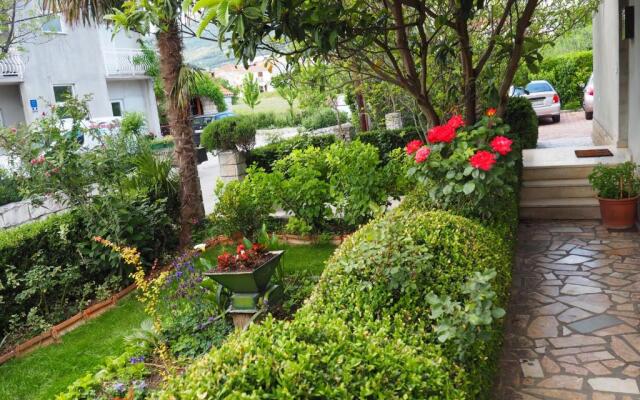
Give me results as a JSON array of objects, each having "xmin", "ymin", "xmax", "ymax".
[
  {"xmin": 103, "ymin": 48, "xmax": 148, "ymax": 77},
  {"xmin": 0, "ymin": 52, "xmax": 24, "ymax": 80}
]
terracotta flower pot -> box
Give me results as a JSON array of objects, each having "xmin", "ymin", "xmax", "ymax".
[{"xmin": 598, "ymin": 196, "xmax": 639, "ymax": 229}]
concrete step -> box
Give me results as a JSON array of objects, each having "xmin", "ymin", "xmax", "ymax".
[
  {"xmin": 523, "ymin": 166, "xmax": 595, "ymax": 181},
  {"xmin": 520, "ymin": 179, "xmax": 596, "ymax": 200},
  {"xmin": 520, "ymin": 198, "xmax": 601, "ymax": 220}
]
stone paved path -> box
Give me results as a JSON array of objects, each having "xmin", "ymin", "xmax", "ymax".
[{"xmin": 496, "ymin": 220, "xmax": 640, "ymax": 400}]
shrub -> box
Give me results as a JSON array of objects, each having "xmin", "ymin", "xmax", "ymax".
[
  {"xmin": 209, "ymin": 167, "xmax": 280, "ymax": 238},
  {"xmin": 120, "ymin": 112, "xmax": 147, "ymax": 137},
  {"xmin": 301, "ymin": 107, "xmax": 348, "ymax": 131},
  {"xmin": 201, "ymin": 116, "xmax": 256, "ymax": 152},
  {"xmin": 243, "ymin": 111, "xmax": 302, "ymax": 129},
  {"xmin": 504, "ymin": 96, "xmax": 539, "ymax": 149},
  {"xmin": 521, "ymin": 50, "xmax": 592, "ymax": 108},
  {"xmin": 355, "ymin": 126, "xmax": 421, "ymax": 161},
  {"xmin": 0, "ymin": 196, "xmax": 176, "ymax": 350},
  {"xmin": 246, "ymin": 133, "xmax": 336, "ymax": 171},
  {"xmin": 158, "ymin": 207, "xmax": 514, "ymax": 399},
  {"xmin": 0, "ymin": 168, "xmax": 21, "ymax": 206}
]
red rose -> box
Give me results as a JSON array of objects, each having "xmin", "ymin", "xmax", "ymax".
[
  {"xmin": 236, "ymin": 244, "xmax": 245, "ymax": 254},
  {"xmin": 490, "ymin": 136, "xmax": 513, "ymax": 156},
  {"xmin": 427, "ymin": 124, "xmax": 456, "ymax": 144},
  {"xmin": 446, "ymin": 115, "xmax": 465, "ymax": 130},
  {"xmin": 414, "ymin": 146, "xmax": 431, "ymax": 163},
  {"xmin": 486, "ymin": 108, "xmax": 497, "ymax": 117},
  {"xmin": 469, "ymin": 150, "xmax": 497, "ymax": 171},
  {"xmin": 405, "ymin": 139, "xmax": 423, "ymax": 155}
]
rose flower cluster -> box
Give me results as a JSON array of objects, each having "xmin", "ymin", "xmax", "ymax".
[
  {"xmin": 406, "ymin": 109, "xmax": 513, "ymax": 171},
  {"xmin": 216, "ymin": 243, "xmax": 268, "ymax": 272}
]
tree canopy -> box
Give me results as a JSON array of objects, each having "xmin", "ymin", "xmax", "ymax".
[{"xmin": 187, "ymin": 0, "xmax": 597, "ymax": 125}]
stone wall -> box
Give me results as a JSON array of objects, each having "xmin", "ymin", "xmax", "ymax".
[{"xmin": 0, "ymin": 198, "xmax": 68, "ymax": 229}]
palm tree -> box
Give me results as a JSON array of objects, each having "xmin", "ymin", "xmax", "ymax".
[{"xmin": 43, "ymin": 0, "xmax": 205, "ymax": 248}]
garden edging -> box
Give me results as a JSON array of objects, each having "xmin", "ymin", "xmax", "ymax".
[{"xmin": 0, "ymin": 282, "xmax": 137, "ymax": 365}]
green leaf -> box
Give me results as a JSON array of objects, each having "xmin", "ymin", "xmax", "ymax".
[
  {"xmin": 463, "ymin": 181, "xmax": 475, "ymax": 194},
  {"xmin": 243, "ymin": 6, "xmax": 262, "ymax": 19}
]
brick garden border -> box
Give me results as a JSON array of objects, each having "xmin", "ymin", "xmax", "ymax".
[{"xmin": 0, "ymin": 283, "xmax": 137, "ymax": 365}]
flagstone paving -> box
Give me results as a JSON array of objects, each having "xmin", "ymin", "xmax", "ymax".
[{"xmin": 495, "ymin": 221, "xmax": 640, "ymax": 400}]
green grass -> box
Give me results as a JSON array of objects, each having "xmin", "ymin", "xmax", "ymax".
[
  {"xmin": 234, "ymin": 91, "xmax": 299, "ymax": 114},
  {"xmin": 279, "ymin": 243, "xmax": 336, "ymax": 275},
  {"xmin": 0, "ymin": 296, "xmax": 146, "ymax": 400}
]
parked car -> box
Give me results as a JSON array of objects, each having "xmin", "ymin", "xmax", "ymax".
[
  {"xmin": 583, "ymin": 73, "xmax": 594, "ymax": 120},
  {"xmin": 509, "ymin": 80, "xmax": 562, "ymax": 123},
  {"xmin": 191, "ymin": 111, "xmax": 235, "ymax": 147}
]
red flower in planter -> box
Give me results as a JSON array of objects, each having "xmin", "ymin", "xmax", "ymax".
[
  {"xmin": 486, "ymin": 108, "xmax": 497, "ymax": 117},
  {"xmin": 236, "ymin": 244, "xmax": 246, "ymax": 254},
  {"xmin": 447, "ymin": 114, "xmax": 465, "ymax": 130},
  {"xmin": 469, "ymin": 150, "xmax": 497, "ymax": 171},
  {"xmin": 414, "ymin": 146, "xmax": 431, "ymax": 163},
  {"xmin": 405, "ymin": 139, "xmax": 424, "ymax": 155},
  {"xmin": 490, "ymin": 136, "xmax": 513, "ymax": 156},
  {"xmin": 427, "ymin": 124, "xmax": 456, "ymax": 144},
  {"xmin": 217, "ymin": 252, "xmax": 234, "ymax": 271}
]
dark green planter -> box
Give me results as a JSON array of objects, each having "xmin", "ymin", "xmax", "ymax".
[
  {"xmin": 203, "ymin": 250, "xmax": 284, "ymax": 293},
  {"xmin": 150, "ymin": 141, "xmax": 174, "ymax": 151}
]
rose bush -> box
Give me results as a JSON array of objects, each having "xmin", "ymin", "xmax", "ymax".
[{"xmin": 407, "ymin": 111, "xmax": 519, "ymax": 219}]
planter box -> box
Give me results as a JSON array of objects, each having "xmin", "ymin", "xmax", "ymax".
[
  {"xmin": 204, "ymin": 251, "xmax": 284, "ymax": 293},
  {"xmin": 218, "ymin": 150, "xmax": 247, "ymax": 182}
]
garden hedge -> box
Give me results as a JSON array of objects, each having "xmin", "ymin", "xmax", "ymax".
[
  {"xmin": 158, "ymin": 204, "xmax": 516, "ymax": 399},
  {"xmin": 504, "ymin": 96, "xmax": 539, "ymax": 149},
  {"xmin": 247, "ymin": 126, "xmax": 421, "ymax": 171},
  {"xmin": 0, "ymin": 198, "xmax": 175, "ymax": 348}
]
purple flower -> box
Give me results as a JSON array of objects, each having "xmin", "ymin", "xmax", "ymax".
[
  {"xmin": 129, "ymin": 355, "xmax": 145, "ymax": 364},
  {"xmin": 112, "ymin": 382, "xmax": 126, "ymax": 393}
]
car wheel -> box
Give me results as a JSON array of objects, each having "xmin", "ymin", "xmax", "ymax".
[
  {"xmin": 552, "ymin": 115, "xmax": 560, "ymax": 123},
  {"xmin": 585, "ymin": 111, "xmax": 593, "ymax": 120}
]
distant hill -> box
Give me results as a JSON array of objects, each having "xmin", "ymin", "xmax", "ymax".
[{"xmin": 183, "ymin": 36, "xmax": 235, "ymax": 69}]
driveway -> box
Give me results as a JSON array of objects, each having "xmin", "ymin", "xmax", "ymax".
[{"xmin": 537, "ymin": 111, "xmax": 593, "ymax": 148}]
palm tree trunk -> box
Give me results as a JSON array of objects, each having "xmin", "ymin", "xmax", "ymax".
[{"xmin": 157, "ymin": 19, "xmax": 204, "ymax": 248}]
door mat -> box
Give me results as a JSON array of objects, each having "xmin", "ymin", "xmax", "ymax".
[{"xmin": 575, "ymin": 149, "xmax": 613, "ymax": 158}]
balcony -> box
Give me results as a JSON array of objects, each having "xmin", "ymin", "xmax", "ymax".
[
  {"xmin": 103, "ymin": 48, "xmax": 149, "ymax": 78},
  {"xmin": 0, "ymin": 52, "xmax": 24, "ymax": 82}
]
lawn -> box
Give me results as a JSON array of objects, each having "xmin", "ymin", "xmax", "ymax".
[
  {"xmin": 233, "ymin": 91, "xmax": 299, "ymax": 114},
  {"xmin": 0, "ymin": 296, "xmax": 146, "ymax": 400}
]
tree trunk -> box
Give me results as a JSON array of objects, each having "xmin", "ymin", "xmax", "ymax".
[
  {"xmin": 455, "ymin": 11, "xmax": 477, "ymax": 125},
  {"xmin": 157, "ymin": 20, "xmax": 205, "ymax": 248}
]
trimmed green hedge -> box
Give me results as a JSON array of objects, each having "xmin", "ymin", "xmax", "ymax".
[
  {"xmin": 158, "ymin": 203, "xmax": 516, "ymax": 398},
  {"xmin": 355, "ymin": 126, "xmax": 421, "ymax": 162},
  {"xmin": 504, "ymin": 97, "xmax": 539, "ymax": 149}
]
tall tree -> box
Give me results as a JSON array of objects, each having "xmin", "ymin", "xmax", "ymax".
[
  {"xmin": 0, "ymin": 0, "xmax": 52, "ymax": 58},
  {"xmin": 44, "ymin": 0, "xmax": 205, "ymax": 247},
  {"xmin": 241, "ymin": 72, "xmax": 261, "ymax": 111},
  {"xmin": 271, "ymin": 72, "xmax": 297, "ymax": 117},
  {"xmin": 189, "ymin": 0, "xmax": 597, "ymax": 126}
]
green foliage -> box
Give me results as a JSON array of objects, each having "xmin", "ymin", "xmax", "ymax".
[
  {"xmin": 271, "ymin": 73, "xmax": 298, "ymax": 115},
  {"xmin": 503, "ymin": 97, "xmax": 539, "ymax": 149},
  {"xmin": 192, "ymin": 74, "xmax": 227, "ymax": 113},
  {"xmin": 588, "ymin": 161, "xmax": 640, "ymax": 199},
  {"xmin": 241, "ymin": 72, "xmax": 261, "ymax": 111},
  {"xmin": 284, "ymin": 216, "xmax": 312, "ymax": 236},
  {"xmin": 0, "ymin": 168, "xmax": 21, "ymax": 206},
  {"xmin": 301, "ymin": 107, "xmax": 348, "ymax": 131},
  {"xmin": 356, "ymin": 126, "xmax": 422, "ymax": 162},
  {"xmin": 246, "ymin": 133, "xmax": 336, "ymax": 171},
  {"xmin": 242, "ymin": 111, "xmax": 302, "ymax": 129},
  {"xmin": 209, "ymin": 167, "xmax": 279, "ymax": 238},
  {"xmin": 0, "ymin": 194, "xmax": 176, "ymax": 350},
  {"xmin": 158, "ymin": 205, "xmax": 515, "ymax": 399},
  {"xmin": 517, "ymin": 50, "xmax": 593, "ymax": 109},
  {"xmin": 200, "ymin": 116, "xmax": 256, "ymax": 152},
  {"xmin": 120, "ymin": 112, "xmax": 147, "ymax": 137}
]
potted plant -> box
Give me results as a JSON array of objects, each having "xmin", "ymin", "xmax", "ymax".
[
  {"xmin": 196, "ymin": 227, "xmax": 283, "ymax": 315},
  {"xmin": 200, "ymin": 116, "xmax": 256, "ymax": 181},
  {"xmin": 588, "ymin": 161, "xmax": 640, "ymax": 229}
]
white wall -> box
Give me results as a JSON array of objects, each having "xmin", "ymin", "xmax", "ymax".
[
  {"xmin": 106, "ymin": 80, "xmax": 161, "ymax": 134},
  {"xmin": 592, "ymin": 0, "xmax": 620, "ymax": 145},
  {"xmin": 627, "ymin": 0, "xmax": 640, "ymax": 161},
  {"xmin": 0, "ymin": 85, "xmax": 26, "ymax": 127}
]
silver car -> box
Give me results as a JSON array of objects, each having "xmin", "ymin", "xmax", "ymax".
[
  {"xmin": 510, "ymin": 80, "xmax": 562, "ymax": 123},
  {"xmin": 583, "ymin": 73, "xmax": 594, "ymax": 120}
]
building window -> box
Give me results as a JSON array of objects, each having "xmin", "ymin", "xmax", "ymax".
[
  {"xmin": 53, "ymin": 85, "xmax": 74, "ymax": 103},
  {"xmin": 42, "ymin": 14, "xmax": 64, "ymax": 33},
  {"xmin": 111, "ymin": 100, "xmax": 124, "ymax": 117}
]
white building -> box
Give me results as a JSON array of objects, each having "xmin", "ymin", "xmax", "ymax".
[
  {"xmin": 592, "ymin": 0, "xmax": 640, "ymax": 160},
  {"xmin": 0, "ymin": 14, "xmax": 160, "ymax": 134},
  {"xmin": 212, "ymin": 57, "xmax": 279, "ymax": 92}
]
